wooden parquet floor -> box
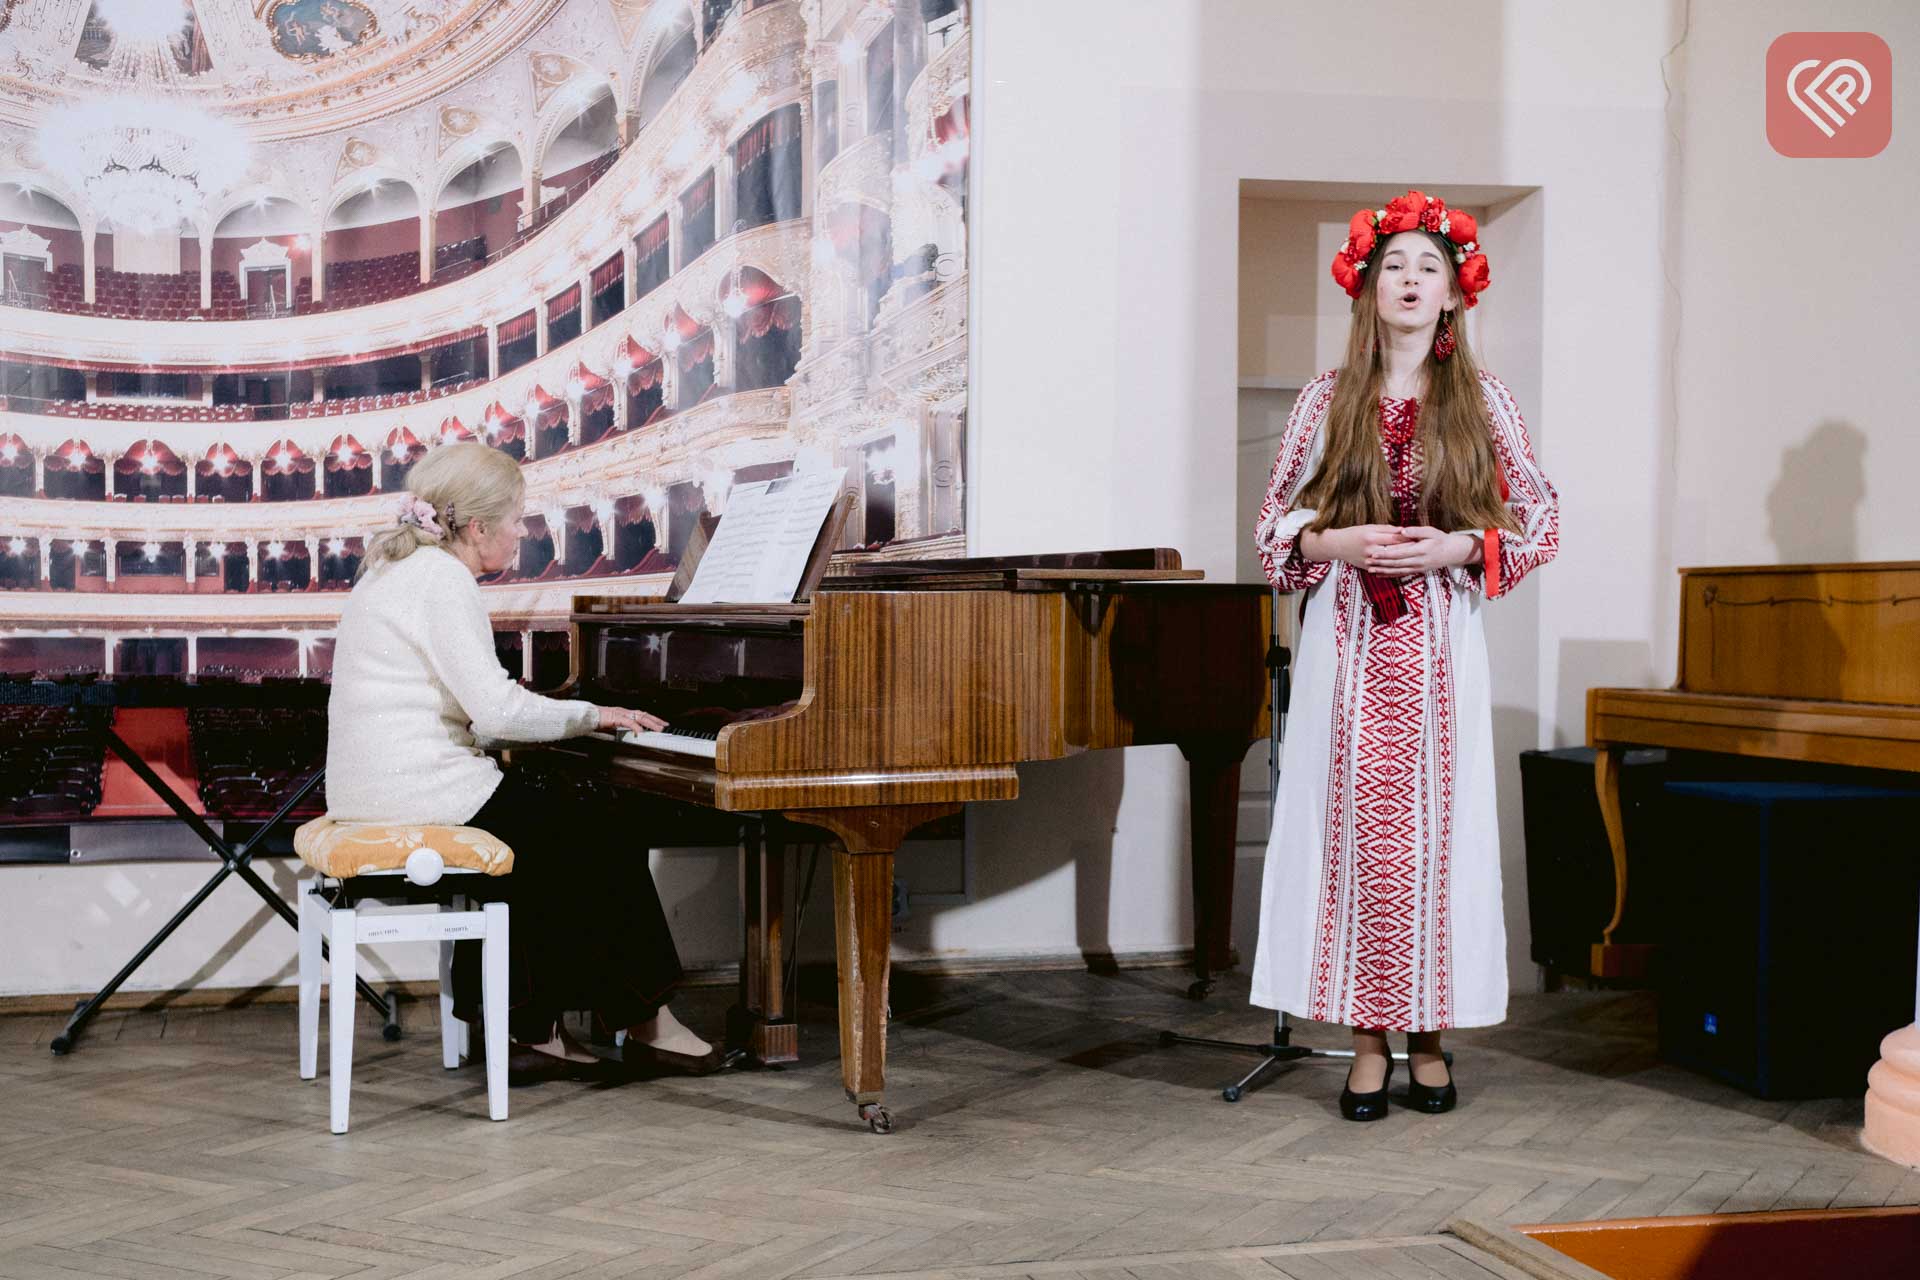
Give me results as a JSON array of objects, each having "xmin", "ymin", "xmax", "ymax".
[{"xmin": 1, "ymin": 970, "xmax": 1914, "ymax": 1279}]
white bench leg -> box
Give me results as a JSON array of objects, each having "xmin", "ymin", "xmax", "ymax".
[
  {"xmin": 482, "ymin": 902, "xmax": 509, "ymax": 1122},
  {"xmin": 297, "ymin": 879, "xmax": 321, "ymax": 1080},
  {"xmin": 438, "ymin": 903, "xmax": 461, "ymax": 1070},
  {"xmin": 328, "ymin": 906, "xmax": 357, "ymax": 1134}
]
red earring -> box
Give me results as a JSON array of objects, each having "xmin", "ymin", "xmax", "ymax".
[{"xmin": 1433, "ymin": 311, "xmax": 1456, "ymax": 362}]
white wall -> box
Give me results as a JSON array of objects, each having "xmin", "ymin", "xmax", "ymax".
[{"xmin": 8, "ymin": 0, "xmax": 1915, "ymax": 1004}]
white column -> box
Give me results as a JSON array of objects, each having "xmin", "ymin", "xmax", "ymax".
[
  {"xmin": 535, "ymin": 303, "xmax": 549, "ymax": 356},
  {"xmin": 579, "ymin": 270, "xmax": 593, "ymax": 329},
  {"xmin": 246, "ymin": 540, "xmax": 258, "ymax": 587},
  {"xmin": 183, "ymin": 540, "xmax": 196, "ymax": 584},
  {"xmin": 104, "ymin": 542, "xmax": 116, "ymax": 585},
  {"xmin": 82, "ymin": 228, "xmax": 98, "ymax": 305},
  {"xmin": 298, "ymin": 636, "xmax": 308, "ymax": 678},
  {"xmin": 187, "ymin": 635, "xmax": 198, "ymax": 676},
  {"xmin": 304, "ymin": 537, "xmax": 318, "ymax": 589},
  {"xmin": 199, "ymin": 229, "xmax": 213, "ymax": 310},
  {"xmin": 523, "ymin": 167, "xmax": 542, "ymax": 225},
  {"xmin": 567, "ymin": 396, "xmax": 582, "ymax": 446},
  {"xmin": 101, "ymin": 637, "xmax": 114, "ymax": 676},
  {"xmin": 419, "ymin": 214, "xmax": 434, "ymax": 284},
  {"xmin": 520, "ymin": 627, "xmax": 534, "ymax": 684},
  {"xmin": 667, "ymin": 205, "xmax": 683, "ymax": 273},
  {"xmin": 622, "ymin": 237, "xmax": 638, "ymax": 302},
  {"xmin": 613, "ymin": 378, "xmax": 630, "ymax": 432},
  {"xmin": 714, "ymin": 154, "xmax": 737, "ymax": 239},
  {"xmin": 37, "ymin": 539, "xmax": 50, "ymax": 584},
  {"xmin": 486, "ymin": 323, "xmax": 500, "ymax": 380},
  {"xmin": 713, "ymin": 314, "xmax": 736, "ymax": 393},
  {"xmin": 421, "ymin": 355, "xmax": 433, "ymax": 392},
  {"xmin": 551, "ymin": 518, "xmax": 567, "ymax": 569},
  {"xmin": 799, "ymin": 96, "xmax": 817, "ymax": 218},
  {"xmin": 33, "ymin": 451, "xmax": 44, "ymax": 496},
  {"xmin": 252, "ymin": 462, "xmax": 264, "ymax": 499},
  {"xmin": 186, "ymin": 465, "xmax": 197, "ymax": 500},
  {"xmin": 662, "ymin": 344, "xmax": 681, "ymax": 411},
  {"xmin": 310, "ymin": 224, "xmax": 326, "ymax": 304}
]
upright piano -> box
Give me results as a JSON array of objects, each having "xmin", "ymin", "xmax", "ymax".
[
  {"xmin": 520, "ymin": 548, "xmax": 1271, "ymax": 1130},
  {"xmin": 1587, "ymin": 562, "xmax": 1920, "ymax": 977}
]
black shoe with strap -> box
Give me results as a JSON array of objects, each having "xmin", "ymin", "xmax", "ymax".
[{"xmin": 1339, "ymin": 1056, "xmax": 1393, "ymax": 1122}]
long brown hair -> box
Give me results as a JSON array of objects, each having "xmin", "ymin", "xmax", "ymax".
[{"xmin": 1297, "ymin": 229, "xmax": 1518, "ymax": 534}]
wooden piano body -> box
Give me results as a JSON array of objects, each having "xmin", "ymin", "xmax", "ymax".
[
  {"xmin": 519, "ymin": 548, "xmax": 1271, "ymax": 1130},
  {"xmin": 1586, "ymin": 561, "xmax": 1920, "ymax": 977}
]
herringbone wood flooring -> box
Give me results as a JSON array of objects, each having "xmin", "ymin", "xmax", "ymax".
[{"xmin": 2, "ymin": 970, "xmax": 1913, "ymax": 1278}]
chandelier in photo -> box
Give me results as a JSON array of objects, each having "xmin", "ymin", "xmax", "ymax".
[{"xmin": 35, "ymin": 0, "xmax": 249, "ymax": 235}]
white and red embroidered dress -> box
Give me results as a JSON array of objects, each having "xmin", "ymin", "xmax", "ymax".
[{"xmin": 1250, "ymin": 369, "xmax": 1558, "ymax": 1031}]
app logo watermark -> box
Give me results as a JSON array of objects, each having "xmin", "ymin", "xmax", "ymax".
[{"xmin": 1767, "ymin": 33, "xmax": 1891, "ymax": 158}]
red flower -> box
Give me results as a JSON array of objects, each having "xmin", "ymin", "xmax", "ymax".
[
  {"xmin": 1347, "ymin": 209, "xmax": 1377, "ymax": 260},
  {"xmin": 1458, "ymin": 253, "xmax": 1489, "ymax": 304},
  {"xmin": 1378, "ymin": 189, "xmax": 1427, "ymax": 234},
  {"xmin": 1331, "ymin": 251, "xmax": 1361, "ymax": 297},
  {"xmin": 1419, "ymin": 200, "xmax": 1446, "ymax": 233},
  {"xmin": 1446, "ymin": 210, "xmax": 1477, "ymax": 245}
]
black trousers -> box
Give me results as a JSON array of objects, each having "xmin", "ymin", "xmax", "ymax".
[{"xmin": 451, "ymin": 767, "xmax": 684, "ymax": 1041}]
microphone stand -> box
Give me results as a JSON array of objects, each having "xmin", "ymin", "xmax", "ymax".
[{"xmin": 1157, "ymin": 586, "xmax": 1446, "ymax": 1102}]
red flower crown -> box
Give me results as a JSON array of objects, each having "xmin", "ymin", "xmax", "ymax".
[{"xmin": 1331, "ymin": 189, "xmax": 1489, "ymax": 309}]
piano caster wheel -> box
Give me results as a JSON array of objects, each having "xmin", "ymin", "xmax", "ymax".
[
  {"xmin": 1157, "ymin": 1030, "xmax": 1177, "ymax": 1048},
  {"xmin": 859, "ymin": 1102, "xmax": 893, "ymax": 1134},
  {"xmin": 1187, "ymin": 979, "xmax": 1214, "ymax": 1001},
  {"xmin": 382, "ymin": 1022, "xmax": 402, "ymax": 1043},
  {"xmin": 1222, "ymin": 1085, "xmax": 1243, "ymax": 1103}
]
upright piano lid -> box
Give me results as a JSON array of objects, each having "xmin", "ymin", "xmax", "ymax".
[{"xmin": 1677, "ymin": 561, "xmax": 1920, "ymax": 705}]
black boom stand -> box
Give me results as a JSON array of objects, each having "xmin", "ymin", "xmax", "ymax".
[{"xmin": 1157, "ymin": 587, "xmax": 1446, "ymax": 1102}]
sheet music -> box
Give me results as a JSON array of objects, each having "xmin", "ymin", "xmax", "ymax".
[{"xmin": 679, "ymin": 467, "xmax": 847, "ymax": 603}]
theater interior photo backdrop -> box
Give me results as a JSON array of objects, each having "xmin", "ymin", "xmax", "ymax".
[{"xmin": 0, "ymin": 0, "xmax": 970, "ymax": 683}]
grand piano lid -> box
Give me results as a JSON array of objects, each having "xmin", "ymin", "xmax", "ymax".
[{"xmin": 819, "ymin": 547, "xmax": 1205, "ymax": 591}]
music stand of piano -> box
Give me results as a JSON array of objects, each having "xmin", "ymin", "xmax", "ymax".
[{"xmin": 519, "ymin": 499, "xmax": 1274, "ymax": 1130}]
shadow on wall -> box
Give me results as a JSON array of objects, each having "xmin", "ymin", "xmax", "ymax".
[{"xmin": 1766, "ymin": 420, "xmax": 1866, "ymax": 564}]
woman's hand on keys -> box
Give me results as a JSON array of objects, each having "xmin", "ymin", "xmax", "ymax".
[{"xmin": 597, "ymin": 705, "xmax": 669, "ymax": 734}]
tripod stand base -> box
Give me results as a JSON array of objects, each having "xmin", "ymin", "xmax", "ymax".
[{"xmin": 1159, "ymin": 1022, "xmax": 1453, "ymax": 1102}]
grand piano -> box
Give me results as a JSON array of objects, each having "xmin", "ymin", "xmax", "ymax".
[
  {"xmin": 518, "ymin": 544, "xmax": 1271, "ymax": 1131},
  {"xmin": 1587, "ymin": 561, "xmax": 1920, "ymax": 977}
]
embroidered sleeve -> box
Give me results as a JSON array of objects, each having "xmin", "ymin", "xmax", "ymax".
[
  {"xmin": 1254, "ymin": 372, "xmax": 1338, "ymax": 592},
  {"xmin": 1447, "ymin": 372, "xmax": 1559, "ymax": 598}
]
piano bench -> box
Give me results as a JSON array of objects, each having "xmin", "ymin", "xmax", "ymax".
[{"xmin": 292, "ymin": 819, "xmax": 515, "ymax": 1134}]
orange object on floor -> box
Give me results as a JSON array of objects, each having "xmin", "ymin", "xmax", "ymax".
[
  {"xmin": 95, "ymin": 707, "xmax": 205, "ymax": 816},
  {"xmin": 1521, "ymin": 1206, "xmax": 1920, "ymax": 1279}
]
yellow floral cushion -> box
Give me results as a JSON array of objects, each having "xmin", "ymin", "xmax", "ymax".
[{"xmin": 292, "ymin": 818, "xmax": 515, "ymax": 877}]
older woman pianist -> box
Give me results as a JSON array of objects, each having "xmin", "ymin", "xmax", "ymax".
[{"xmin": 323, "ymin": 442, "xmax": 718, "ymax": 1081}]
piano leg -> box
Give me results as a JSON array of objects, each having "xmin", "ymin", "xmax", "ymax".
[
  {"xmin": 783, "ymin": 803, "xmax": 962, "ymax": 1134},
  {"xmin": 1590, "ymin": 745, "xmax": 1652, "ymax": 980},
  {"xmin": 731, "ymin": 820, "xmax": 799, "ymax": 1065},
  {"xmin": 1180, "ymin": 742, "xmax": 1245, "ymax": 1000}
]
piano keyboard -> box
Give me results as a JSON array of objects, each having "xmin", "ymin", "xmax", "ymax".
[{"xmin": 616, "ymin": 727, "xmax": 720, "ymax": 759}]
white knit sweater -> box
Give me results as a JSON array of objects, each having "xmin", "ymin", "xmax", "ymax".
[{"xmin": 324, "ymin": 546, "xmax": 598, "ymax": 825}]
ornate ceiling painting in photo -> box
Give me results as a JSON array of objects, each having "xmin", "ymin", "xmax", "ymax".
[{"xmin": 0, "ymin": 0, "xmax": 970, "ymax": 678}]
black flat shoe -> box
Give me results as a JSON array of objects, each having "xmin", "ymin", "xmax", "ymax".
[
  {"xmin": 507, "ymin": 1044, "xmax": 609, "ymax": 1087},
  {"xmin": 1339, "ymin": 1057, "xmax": 1393, "ymax": 1122},
  {"xmin": 622, "ymin": 1039, "xmax": 727, "ymax": 1078},
  {"xmin": 1406, "ymin": 1066, "xmax": 1457, "ymax": 1114}
]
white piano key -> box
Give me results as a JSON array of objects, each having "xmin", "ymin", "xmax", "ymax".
[{"xmin": 617, "ymin": 729, "xmax": 719, "ymax": 759}]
